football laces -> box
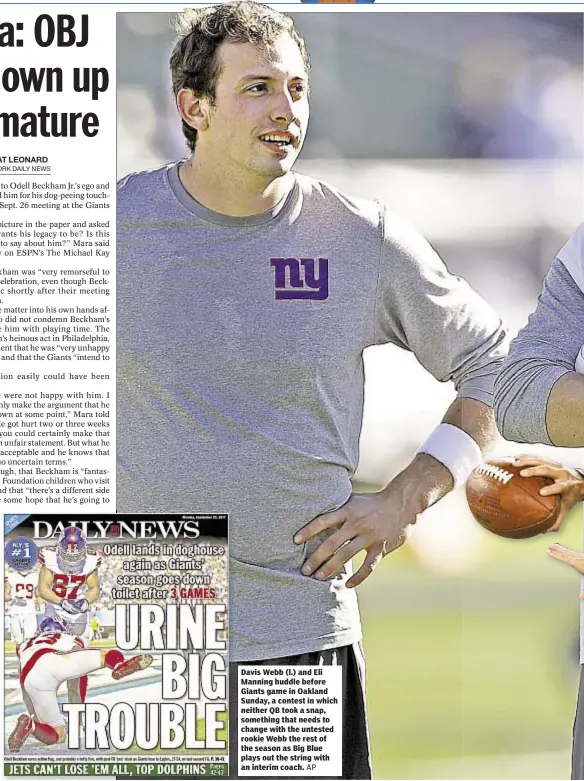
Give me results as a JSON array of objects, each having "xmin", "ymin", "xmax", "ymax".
[{"xmin": 474, "ymin": 463, "xmax": 513, "ymax": 484}]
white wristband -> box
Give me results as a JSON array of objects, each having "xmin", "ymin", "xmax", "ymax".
[
  {"xmin": 416, "ymin": 423, "xmax": 482, "ymax": 488},
  {"xmin": 575, "ymin": 343, "xmax": 584, "ymax": 374}
]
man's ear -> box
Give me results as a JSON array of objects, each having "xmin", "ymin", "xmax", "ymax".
[{"xmin": 177, "ymin": 88, "xmax": 210, "ymax": 132}]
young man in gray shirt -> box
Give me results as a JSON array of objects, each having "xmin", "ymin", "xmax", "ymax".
[
  {"xmin": 494, "ymin": 225, "xmax": 584, "ymax": 779},
  {"xmin": 117, "ymin": 3, "xmax": 509, "ymax": 777}
]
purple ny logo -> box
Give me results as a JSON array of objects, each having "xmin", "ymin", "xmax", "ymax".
[{"xmin": 270, "ymin": 258, "xmax": 329, "ymax": 300}]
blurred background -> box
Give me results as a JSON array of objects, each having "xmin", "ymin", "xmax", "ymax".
[{"xmin": 117, "ymin": 10, "xmax": 583, "ymax": 779}]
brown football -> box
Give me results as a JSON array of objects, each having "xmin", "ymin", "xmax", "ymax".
[{"xmin": 465, "ymin": 458, "xmax": 561, "ymax": 538}]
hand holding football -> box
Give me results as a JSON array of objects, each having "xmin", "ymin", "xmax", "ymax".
[{"xmin": 465, "ymin": 458, "xmax": 561, "ymax": 538}]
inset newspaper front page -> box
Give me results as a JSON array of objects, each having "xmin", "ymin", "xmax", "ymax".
[{"xmin": 4, "ymin": 513, "xmax": 228, "ymax": 778}]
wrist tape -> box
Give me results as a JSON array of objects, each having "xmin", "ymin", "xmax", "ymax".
[{"xmin": 416, "ymin": 423, "xmax": 482, "ymax": 488}]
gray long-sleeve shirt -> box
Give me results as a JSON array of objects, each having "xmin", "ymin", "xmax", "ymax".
[
  {"xmin": 117, "ymin": 163, "xmax": 509, "ymax": 660},
  {"xmin": 494, "ymin": 226, "xmax": 584, "ymax": 444}
]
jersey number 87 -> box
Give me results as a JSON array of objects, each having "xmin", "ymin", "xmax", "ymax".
[{"xmin": 52, "ymin": 574, "xmax": 85, "ymax": 599}]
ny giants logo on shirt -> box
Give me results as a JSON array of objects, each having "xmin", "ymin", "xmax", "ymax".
[{"xmin": 270, "ymin": 257, "xmax": 329, "ymax": 300}]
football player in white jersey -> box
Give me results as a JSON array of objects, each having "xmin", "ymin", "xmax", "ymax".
[
  {"xmin": 7, "ymin": 616, "xmax": 153, "ymax": 752},
  {"xmin": 38, "ymin": 527, "xmax": 102, "ymax": 637},
  {"xmin": 5, "ymin": 568, "xmax": 39, "ymax": 645}
]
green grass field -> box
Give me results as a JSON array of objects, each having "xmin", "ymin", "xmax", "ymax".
[{"xmin": 359, "ymin": 509, "xmax": 582, "ymax": 779}]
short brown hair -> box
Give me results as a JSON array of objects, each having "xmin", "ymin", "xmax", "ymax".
[{"xmin": 170, "ymin": 1, "xmax": 310, "ymax": 152}]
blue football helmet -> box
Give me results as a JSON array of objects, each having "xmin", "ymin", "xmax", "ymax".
[
  {"xmin": 56, "ymin": 527, "xmax": 87, "ymax": 574},
  {"xmin": 39, "ymin": 616, "xmax": 67, "ymax": 634}
]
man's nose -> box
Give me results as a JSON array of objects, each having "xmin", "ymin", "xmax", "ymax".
[{"xmin": 270, "ymin": 89, "xmax": 297, "ymax": 124}]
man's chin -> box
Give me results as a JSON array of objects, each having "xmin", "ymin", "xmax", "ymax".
[{"xmin": 251, "ymin": 154, "xmax": 296, "ymax": 178}]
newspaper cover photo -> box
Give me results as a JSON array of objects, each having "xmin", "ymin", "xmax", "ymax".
[{"xmin": 3, "ymin": 513, "xmax": 228, "ymax": 778}]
